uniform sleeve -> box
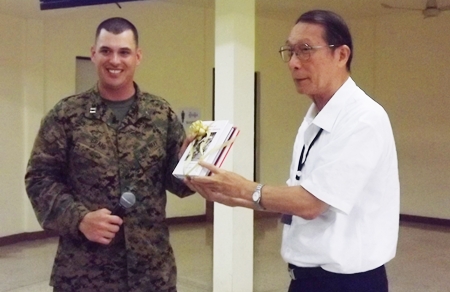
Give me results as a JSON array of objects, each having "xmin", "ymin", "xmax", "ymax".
[
  {"xmin": 25, "ymin": 107, "xmax": 89, "ymax": 239},
  {"xmin": 163, "ymin": 107, "xmax": 195, "ymax": 198}
]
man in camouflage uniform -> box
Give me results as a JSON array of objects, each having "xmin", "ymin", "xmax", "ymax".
[{"xmin": 25, "ymin": 17, "xmax": 194, "ymax": 292}]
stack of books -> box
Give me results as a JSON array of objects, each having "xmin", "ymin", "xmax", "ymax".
[{"xmin": 172, "ymin": 120, "xmax": 239, "ymax": 179}]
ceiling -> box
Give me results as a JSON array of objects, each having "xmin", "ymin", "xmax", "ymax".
[{"xmin": 1, "ymin": 0, "xmax": 450, "ymax": 20}]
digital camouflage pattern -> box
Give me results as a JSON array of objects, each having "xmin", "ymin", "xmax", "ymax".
[{"xmin": 25, "ymin": 84, "xmax": 194, "ymax": 292}]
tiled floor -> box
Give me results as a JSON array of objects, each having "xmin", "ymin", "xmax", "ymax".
[{"xmin": 1, "ymin": 217, "xmax": 449, "ymax": 292}]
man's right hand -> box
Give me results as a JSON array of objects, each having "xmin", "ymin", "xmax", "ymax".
[{"xmin": 79, "ymin": 208, "xmax": 123, "ymax": 245}]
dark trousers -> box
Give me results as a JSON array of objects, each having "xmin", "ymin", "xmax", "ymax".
[{"xmin": 287, "ymin": 264, "xmax": 388, "ymax": 292}]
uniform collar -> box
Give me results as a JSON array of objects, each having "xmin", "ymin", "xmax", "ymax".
[{"xmin": 84, "ymin": 82, "xmax": 151, "ymax": 122}]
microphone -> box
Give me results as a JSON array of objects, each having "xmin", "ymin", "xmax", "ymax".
[{"xmin": 111, "ymin": 192, "xmax": 136, "ymax": 218}]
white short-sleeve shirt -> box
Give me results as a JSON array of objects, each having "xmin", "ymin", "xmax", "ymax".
[{"xmin": 281, "ymin": 77, "xmax": 400, "ymax": 274}]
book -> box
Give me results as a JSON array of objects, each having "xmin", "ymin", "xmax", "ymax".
[
  {"xmin": 173, "ymin": 120, "xmax": 239, "ymax": 178},
  {"xmin": 214, "ymin": 126, "xmax": 240, "ymax": 168}
]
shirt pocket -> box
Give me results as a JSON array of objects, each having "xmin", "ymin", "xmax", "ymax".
[
  {"xmin": 70, "ymin": 142, "xmax": 114, "ymax": 186},
  {"xmin": 73, "ymin": 142, "xmax": 110, "ymax": 162},
  {"xmin": 135, "ymin": 139, "xmax": 166, "ymax": 176}
]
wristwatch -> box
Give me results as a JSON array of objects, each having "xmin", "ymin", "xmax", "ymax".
[{"xmin": 252, "ymin": 183, "xmax": 265, "ymax": 210}]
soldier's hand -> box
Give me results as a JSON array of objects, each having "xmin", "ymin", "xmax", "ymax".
[
  {"xmin": 79, "ymin": 208, "xmax": 123, "ymax": 245},
  {"xmin": 179, "ymin": 135, "xmax": 196, "ymax": 159}
]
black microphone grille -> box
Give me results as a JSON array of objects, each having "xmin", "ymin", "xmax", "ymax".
[{"xmin": 120, "ymin": 192, "xmax": 136, "ymax": 209}]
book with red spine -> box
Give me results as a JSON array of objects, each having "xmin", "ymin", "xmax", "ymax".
[
  {"xmin": 214, "ymin": 127, "xmax": 240, "ymax": 168},
  {"xmin": 172, "ymin": 120, "xmax": 239, "ymax": 178}
]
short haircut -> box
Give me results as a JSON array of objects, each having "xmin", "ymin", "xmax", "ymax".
[
  {"xmin": 296, "ymin": 10, "xmax": 353, "ymax": 72},
  {"xmin": 95, "ymin": 17, "xmax": 139, "ymax": 46}
]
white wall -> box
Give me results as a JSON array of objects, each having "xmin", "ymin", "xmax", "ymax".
[
  {"xmin": 1, "ymin": 2, "xmax": 209, "ymax": 237},
  {"xmin": 40, "ymin": 2, "xmax": 208, "ymax": 221},
  {"xmin": 0, "ymin": 15, "xmax": 27, "ymax": 236},
  {"xmin": 255, "ymin": 11, "xmax": 450, "ymax": 220},
  {"xmin": 22, "ymin": 18, "xmax": 47, "ymax": 232},
  {"xmin": 348, "ymin": 12, "xmax": 450, "ymax": 219},
  {"xmin": 1, "ymin": 2, "xmax": 450, "ymax": 238},
  {"xmin": 255, "ymin": 15, "xmax": 310, "ymax": 185},
  {"xmin": 373, "ymin": 12, "xmax": 450, "ymax": 219}
]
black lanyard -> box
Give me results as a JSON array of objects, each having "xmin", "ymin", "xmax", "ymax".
[
  {"xmin": 281, "ymin": 127, "xmax": 323, "ymax": 225},
  {"xmin": 295, "ymin": 128, "xmax": 323, "ymax": 180}
]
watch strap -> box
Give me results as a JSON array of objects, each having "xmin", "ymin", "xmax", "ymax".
[{"xmin": 253, "ymin": 183, "xmax": 265, "ymax": 210}]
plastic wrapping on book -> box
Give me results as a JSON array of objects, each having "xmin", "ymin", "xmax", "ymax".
[
  {"xmin": 172, "ymin": 120, "xmax": 238, "ymax": 178},
  {"xmin": 215, "ymin": 127, "xmax": 240, "ymax": 168}
]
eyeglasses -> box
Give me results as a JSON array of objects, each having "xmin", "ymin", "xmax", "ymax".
[{"xmin": 279, "ymin": 43, "xmax": 335, "ymax": 62}]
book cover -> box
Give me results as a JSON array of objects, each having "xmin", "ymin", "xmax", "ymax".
[
  {"xmin": 173, "ymin": 120, "xmax": 238, "ymax": 179},
  {"xmin": 214, "ymin": 127, "xmax": 240, "ymax": 168}
]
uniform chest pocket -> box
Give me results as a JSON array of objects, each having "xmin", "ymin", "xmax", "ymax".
[
  {"xmin": 66, "ymin": 142, "xmax": 117, "ymax": 189},
  {"xmin": 71, "ymin": 142, "xmax": 112, "ymax": 171},
  {"xmin": 135, "ymin": 140, "xmax": 166, "ymax": 174}
]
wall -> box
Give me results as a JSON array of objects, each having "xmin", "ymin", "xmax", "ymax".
[
  {"xmin": 348, "ymin": 12, "xmax": 450, "ymax": 219},
  {"xmin": 373, "ymin": 12, "xmax": 450, "ymax": 219},
  {"xmin": 41, "ymin": 2, "xmax": 208, "ymax": 220},
  {"xmin": 254, "ymin": 11, "xmax": 450, "ymax": 220},
  {"xmin": 254, "ymin": 15, "xmax": 378, "ymax": 187},
  {"xmin": 0, "ymin": 15, "xmax": 27, "ymax": 236},
  {"xmin": 1, "ymin": 3, "xmax": 450, "ymax": 238},
  {"xmin": 0, "ymin": 1, "xmax": 209, "ymax": 237},
  {"xmin": 255, "ymin": 16, "xmax": 310, "ymax": 185}
]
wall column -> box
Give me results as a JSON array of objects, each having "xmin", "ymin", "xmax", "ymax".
[{"xmin": 213, "ymin": 0, "xmax": 255, "ymax": 291}]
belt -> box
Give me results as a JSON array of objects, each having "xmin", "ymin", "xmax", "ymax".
[
  {"xmin": 288, "ymin": 263, "xmax": 387, "ymax": 280},
  {"xmin": 288, "ymin": 266, "xmax": 297, "ymax": 280},
  {"xmin": 287, "ymin": 264, "xmax": 330, "ymax": 280}
]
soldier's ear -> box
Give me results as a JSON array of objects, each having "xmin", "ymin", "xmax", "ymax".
[{"xmin": 136, "ymin": 48, "xmax": 142, "ymax": 66}]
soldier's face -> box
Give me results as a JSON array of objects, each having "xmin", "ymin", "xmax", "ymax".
[{"xmin": 91, "ymin": 29, "xmax": 142, "ymax": 96}]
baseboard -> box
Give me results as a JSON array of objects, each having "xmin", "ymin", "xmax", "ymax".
[
  {"xmin": 254, "ymin": 210, "xmax": 281, "ymax": 219},
  {"xmin": 0, "ymin": 230, "xmax": 58, "ymax": 247},
  {"xmin": 400, "ymin": 214, "xmax": 450, "ymax": 227},
  {"xmin": 165, "ymin": 214, "xmax": 206, "ymax": 225},
  {"xmin": 0, "ymin": 215, "xmax": 207, "ymax": 247},
  {"xmin": 2, "ymin": 213, "xmax": 449, "ymax": 247}
]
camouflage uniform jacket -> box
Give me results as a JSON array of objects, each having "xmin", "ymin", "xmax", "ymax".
[{"xmin": 25, "ymin": 84, "xmax": 194, "ymax": 291}]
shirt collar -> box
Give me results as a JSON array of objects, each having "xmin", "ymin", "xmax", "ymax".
[
  {"xmin": 85, "ymin": 82, "xmax": 150, "ymax": 121},
  {"xmin": 308, "ymin": 77, "xmax": 356, "ymax": 133}
]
